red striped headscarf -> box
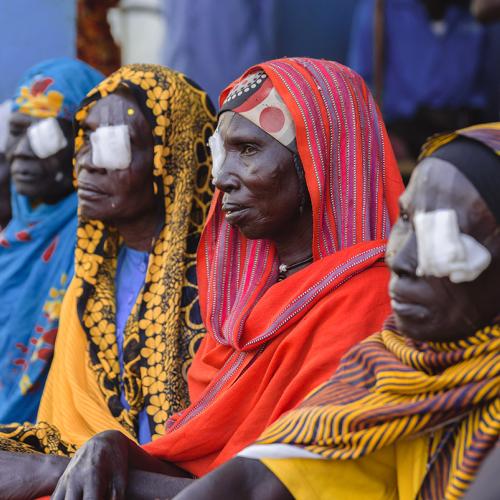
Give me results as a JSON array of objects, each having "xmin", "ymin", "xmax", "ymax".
[{"xmin": 198, "ymin": 58, "xmax": 403, "ymax": 350}]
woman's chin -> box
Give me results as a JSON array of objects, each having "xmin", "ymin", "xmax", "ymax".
[{"xmin": 394, "ymin": 313, "xmax": 462, "ymax": 344}]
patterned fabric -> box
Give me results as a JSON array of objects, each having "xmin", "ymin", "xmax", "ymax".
[
  {"xmin": 201, "ymin": 57, "xmax": 402, "ymax": 351},
  {"xmin": 142, "ymin": 57, "xmax": 403, "ymax": 476},
  {"xmin": 0, "ymin": 64, "xmax": 216, "ymax": 453},
  {"xmin": 0, "ymin": 194, "xmax": 77, "ymax": 424},
  {"xmin": 255, "ymin": 319, "xmax": 500, "ymax": 500},
  {"xmin": 0, "ymin": 422, "xmax": 75, "ymax": 456},
  {"xmin": 12, "ymin": 57, "xmax": 104, "ymax": 120},
  {"xmin": 71, "ymin": 64, "xmax": 216, "ymax": 439},
  {"xmin": 221, "ymin": 70, "xmax": 296, "ymax": 152},
  {"xmin": 419, "ymin": 122, "xmax": 500, "ymax": 159},
  {"xmin": 0, "ymin": 59, "xmax": 103, "ymax": 424}
]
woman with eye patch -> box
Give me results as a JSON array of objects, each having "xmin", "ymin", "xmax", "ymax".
[
  {"xmin": 0, "ymin": 58, "xmax": 103, "ymax": 425},
  {"xmin": 0, "ymin": 65, "xmax": 215, "ymax": 472},
  {"xmin": 176, "ymin": 123, "xmax": 500, "ymax": 500},
  {"xmin": 0, "ymin": 58, "xmax": 404, "ymax": 500}
]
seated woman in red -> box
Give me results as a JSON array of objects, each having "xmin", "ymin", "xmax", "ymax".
[{"xmin": 1, "ymin": 57, "xmax": 403, "ymax": 499}]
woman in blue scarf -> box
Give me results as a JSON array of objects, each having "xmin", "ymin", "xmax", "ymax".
[{"xmin": 0, "ymin": 58, "xmax": 103, "ymax": 423}]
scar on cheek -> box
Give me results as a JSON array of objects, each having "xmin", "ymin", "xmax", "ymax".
[
  {"xmin": 28, "ymin": 117, "xmax": 68, "ymax": 159},
  {"xmin": 90, "ymin": 124, "xmax": 131, "ymax": 170},
  {"xmin": 415, "ymin": 209, "xmax": 491, "ymax": 283},
  {"xmin": 208, "ymin": 129, "xmax": 226, "ymax": 183}
]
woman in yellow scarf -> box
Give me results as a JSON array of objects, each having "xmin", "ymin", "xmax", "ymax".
[
  {"xmin": 0, "ymin": 64, "xmax": 215, "ymax": 454},
  {"xmin": 174, "ymin": 123, "xmax": 500, "ymax": 500}
]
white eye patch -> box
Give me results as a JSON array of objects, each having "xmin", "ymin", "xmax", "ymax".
[
  {"xmin": 27, "ymin": 117, "xmax": 68, "ymax": 159},
  {"xmin": 0, "ymin": 100, "xmax": 12, "ymax": 154},
  {"xmin": 90, "ymin": 125, "xmax": 131, "ymax": 170},
  {"xmin": 414, "ymin": 209, "xmax": 491, "ymax": 283},
  {"xmin": 208, "ymin": 129, "xmax": 226, "ymax": 183}
]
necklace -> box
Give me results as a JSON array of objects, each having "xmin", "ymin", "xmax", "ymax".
[{"xmin": 278, "ymin": 255, "xmax": 313, "ymax": 281}]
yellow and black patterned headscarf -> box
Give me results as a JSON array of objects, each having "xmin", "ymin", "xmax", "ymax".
[{"xmin": 72, "ymin": 64, "xmax": 215, "ymax": 439}]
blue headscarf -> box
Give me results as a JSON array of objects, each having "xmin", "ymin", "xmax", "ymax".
[
  {"xmin": 0, "ymin": 58, "xmax": 103, "ymax": 423},
  {"xmin": 12, "ymin": 57, "xmax": 103, "ymax": 120}
]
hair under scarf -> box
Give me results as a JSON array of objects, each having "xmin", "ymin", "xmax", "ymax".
[{"xmin": 422, "ymin": 123, "xmax": 500, "ymax": 224}]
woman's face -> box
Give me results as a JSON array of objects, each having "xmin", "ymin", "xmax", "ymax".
[
  {"xmin": 75, "ymin": 90, "xmax": 156, "ymax": 223},
  {"xmin": 215, "ymin": 112, "xmax": 302, "ymax": 241},
  {"xmin": 6, "ymin": 112, "xmax": 74, "ymax": 203},
  {"xmin": 386, "ymin": 158, "xmax": 500, "ymax": 343}
]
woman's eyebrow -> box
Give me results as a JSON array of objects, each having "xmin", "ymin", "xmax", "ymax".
[{"xmin": 225, "ymin": 131, "xmax": 260, "ymax": 144}]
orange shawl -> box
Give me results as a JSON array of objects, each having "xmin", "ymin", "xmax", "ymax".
[{"xmin": 143, "ymin": 58, "xmax": 403, "ymax": 476}]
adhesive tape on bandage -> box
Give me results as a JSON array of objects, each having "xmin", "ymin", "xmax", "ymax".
[
  {"xmin": 0, "ymin": 100, "xmax": 12, "ymax": 154},
  {"xmin": 27, "ymin": 117, "xmax": 68, "ymax": 159},
  {"xmin": 415, "ymin": 209, "xmax": 491, "ymax": 283},
  {"xmin": 208, "ymin": 129, "xmax": 225, "ymax": 183},
  {"xmin": 90, "ymin": 125, "xmax": 131, "ymax": 170}
]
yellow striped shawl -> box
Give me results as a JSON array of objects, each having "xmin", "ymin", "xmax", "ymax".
[{"xmin": 256, "ymin": 320, "xmax": 500, "ymax": 499}]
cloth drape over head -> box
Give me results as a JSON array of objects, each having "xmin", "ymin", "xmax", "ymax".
[
  {"xmin": 0, "ymin": 58, "xmax": 103, "ymax": 424},
  {"xmin": 143, "ymin": 57, "xmax": 403, "ymax": 476},
  {"xmin": 0, "ymin": 64, "xmax": 216, "ymax": 451}
]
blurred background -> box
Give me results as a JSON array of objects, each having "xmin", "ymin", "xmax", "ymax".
[{"xmin": 1, "ymin": 0, "xmax": 499, "ymax": 179}]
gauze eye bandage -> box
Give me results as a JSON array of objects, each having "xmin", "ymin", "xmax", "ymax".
[
  {"xmin": 90, "ymin": 125, "xmax": 131, "ymax": 170},
  {"xmin": 0, "ymin": 100, "xmax": 12, "ymax": 154},
  {"xmin": 208, "ymin": 129, "xmax": 226, "ymax": 183},
  {"xmin": 27, "ymin": 117, "xmax": 68, "ymax": 159},
  {"xmin": 414, "ymin": 209, "xmax": 491, "ymax": 283}
]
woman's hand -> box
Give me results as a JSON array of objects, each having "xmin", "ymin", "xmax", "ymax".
[
  {"xmin": 0, "ymin": 450, "xmax": 68, "ymax": 500},
  {"xmin": 50, "ymin": 429, "xmax": 185, "ymax": 499},
  {"xmin": 51, "ymin": 430, "xmax": 131, "ymax": 500}
]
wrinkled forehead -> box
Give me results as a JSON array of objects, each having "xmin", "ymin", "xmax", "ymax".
[
  {"xmin": 217, "ymin": 111, "xmax": 271, "ymax": 144},
  {"xmin": 84, "ymin": 91, "xmax": 144, "ymax": 128}
]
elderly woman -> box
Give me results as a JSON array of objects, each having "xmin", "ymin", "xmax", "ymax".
[
  {"xmin": 0, "ymin": 58, "xmax": 103, "ymax": 424},
  {"xmin": 0, "ymin": 65, "xmax": 215, "ymax": 459},
  {"xmin": 3, "ymin": 58, "xmax": 403, "ymax": 499},
  {"xmin": 177, "ymin": 123, "xmax": 500, "ymax": 500}
]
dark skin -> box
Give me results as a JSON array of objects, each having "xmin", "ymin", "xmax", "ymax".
[
  {"xmin": 386, "ymin": 157, "xmax": 500, "ymax": 342},
  {"xmin": 76, "ymin": 90, "xmax": 163, "ymax": 251},
  {"xmin": 0, "ymin": 91, "xmax": 174, "ymax": 499},
  {"xmin": 0, "ymin": 151, "xmax": 11, "ymax": 227},
  {"xmin": 171, "ymin": 157, "xmax": 500, "ymax": 500},
  {"xmin": 0, "ymin": 111, "xmax": 315, "ymax": 499},
  {"xmin": 6, "ymin": 112, "xmax": 75, "ymax": 206},
  {"xmin": 216, "ymin": 112, "xmax": 312, "ymax": 272}
]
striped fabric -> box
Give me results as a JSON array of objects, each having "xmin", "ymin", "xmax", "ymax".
[
  {"xmin": 256, "ymin": 319, "xmax": 500, "ymax": 499},
  {"xmin": 419, "ymin": 122, "xmax": 500, "ymax": 160},
  {"xmin": 199, "ymin": 58, "xmax": 402, "ymax": 351}
]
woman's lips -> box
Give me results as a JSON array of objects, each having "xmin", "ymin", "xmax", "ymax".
[
  {"xmin": 221, "ymin": 203, "xmax": 249, "ymax": 224},
  {"xmin": 391, "ymin": 298, "xmax": 430, "ymax": 319},
  {"xmin": 78, "ymin": 184, "xmax": 107, "ymax": 200},
  {"xmin": 12, "ymin": 172, "xmax": 40, "ymax": 184},
  {"xmin": 225, "ymin": 208, "xmax": 249, "ymax": 224}
]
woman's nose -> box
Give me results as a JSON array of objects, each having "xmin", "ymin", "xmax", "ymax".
[
  {"xmin": 214, "ymin": 155, "xmax": 239, "ymax": 193},
  {"xmin": 75, "ymin": 147, "xmax": 107, "ymax": 175},
  {"xmin": 387, "ymin": 229, "xmax": 418, "ymax": 278},
  {"xmin": 12, "ymin": 133, "xmax": 34, "ymax": 158}
]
